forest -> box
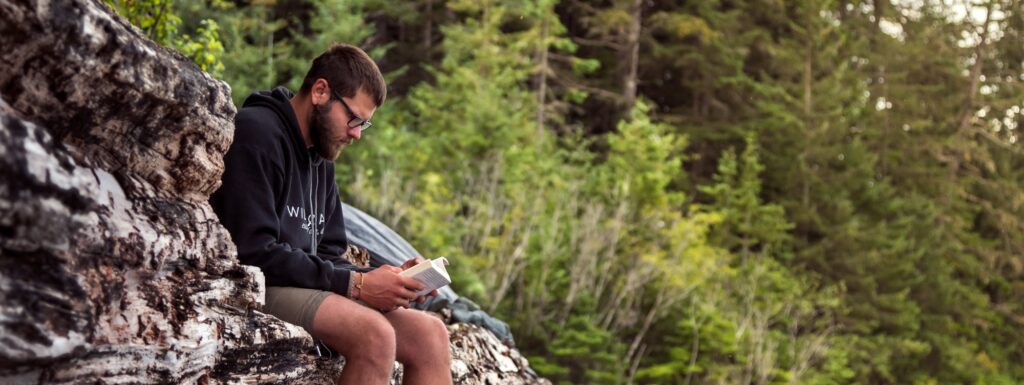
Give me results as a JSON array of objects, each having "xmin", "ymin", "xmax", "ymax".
[{"xmin": 106, "ymin": 0, "xmax": 1023, "ymax": 383}]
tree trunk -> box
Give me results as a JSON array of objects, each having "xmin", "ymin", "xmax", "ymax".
[
  {"xmin": 622, "ymin": 0, "xmax": 642, "ymax": 110},
  {"xmin": 423, "ymin": 0, "xmax": 433, "ymax": 54},
  {"xmin": 946, "ymin": 1, "xmax": 994, "ymax": 206},
  {"xmin": 536, "ymin": 15, "xmax": 550, "ymax": 137}
]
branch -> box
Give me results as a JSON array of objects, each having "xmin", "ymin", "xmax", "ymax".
[
  {"xmin": 565, "ymin": 0, "xmax": 600, "ymax": 15},
  {"xmin": 550, "ymin": 76, "xmax": 625, "ymax": 102},
  {"xmin": 571, "ymin": 36, "xmax": 626, "ymax": 50},
  {"xmin": 955, "ymin": 1, "xmax": 994, "ymax": 136}
]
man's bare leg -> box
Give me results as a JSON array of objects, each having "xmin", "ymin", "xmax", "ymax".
[
  {"xmin": 385, "ymin": 308, "xmax": 453, "ymax": 385},
  {"xmin": 311, "ymin": 294, "xmax": 397, "ymax": 385}
]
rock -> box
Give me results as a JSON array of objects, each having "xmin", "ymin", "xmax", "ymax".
[
  {"xmin": 448, "ymin": 324, "xmax": 548, "ymax": 385},
  {"xmin": 0, "ymin": 0, "xmax": 548, "ymax": 384}
]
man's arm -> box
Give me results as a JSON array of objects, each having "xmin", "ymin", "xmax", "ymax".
[
  {"xmin": 211, "ymin": 142, "xmax": 355, "ymax": 295},
  {"xmin": 316, "ymin": 175, "xmax": 432, "ymax": 309},
  {"xmin": 316, "ymin": 177, "xmax": 372, "ymax": 273}
]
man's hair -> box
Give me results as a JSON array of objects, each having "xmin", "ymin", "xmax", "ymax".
[{"xmin": 299, "ymin": 44, "xmax": 386, "ymax": 107}]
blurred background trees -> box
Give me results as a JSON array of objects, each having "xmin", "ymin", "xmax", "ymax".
[{"xmin": 108, "ymin": 0, "xmax": 1023, "ymax": 383}]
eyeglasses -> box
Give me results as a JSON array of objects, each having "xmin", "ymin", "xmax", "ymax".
[{"xmin": 330, "ymin": 90, "xmax": 372, "ymax": 131}]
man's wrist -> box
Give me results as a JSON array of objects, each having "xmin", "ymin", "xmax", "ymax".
[
  {"xmin": 348, "ymin": 272, "xmax": 360, "ymax": 298},
  {"xmin": 347, "ymin": 272, "xmax": 363, "ymax": 299}
]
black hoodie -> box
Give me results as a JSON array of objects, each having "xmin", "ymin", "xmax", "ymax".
[{"xmin": 210, "ymin": 87, "xmax": 370, "ymax": 296}]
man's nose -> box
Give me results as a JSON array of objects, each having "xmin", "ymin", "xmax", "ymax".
[{"xmin": 350, "ymin": 125, "xmax": 362, "ymax": 140}]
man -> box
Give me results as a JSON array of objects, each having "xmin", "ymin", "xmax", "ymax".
[{"xmin": 210, "ymin": 44, "xmax": 453, "ymax": 385}]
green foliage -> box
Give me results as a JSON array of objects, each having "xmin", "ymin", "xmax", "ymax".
[
  {"xmin": 105, "ymin": 0, "xmax": 225, "ymax": 76},
  {"xmin": 190, "ymin": 0, "xmax": 292, "ymax": 104},
  {"xmin": 700, "ymin": 134, "xmax": 793, "ymax": 254},
  {"xmin": 635, "ymin": 307, "xmax": 740, "ymax": 384},
  {"xmin": 175, "ymin": 19, "xmax": 225, "ymax": 75},
  {"xmin": 282, "ymin": 0, "xmax": 386, "ymax": 93},
  {"xmin": 538, "ymin": 304, "xmax": 625, "ymax": 384},
  {"xmin": 106, "ymin": 0, "xmax": 181, "ymax": 45},
  {"xmin": 600, "ymin": 100, "xmax": 687, "ymax": 210}
]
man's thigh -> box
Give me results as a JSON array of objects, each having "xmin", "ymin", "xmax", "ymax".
[
  {"xmin": 266, "ymin": 287, "xmax": 444, "ymax": 359},
  {"xmin": 310, "ymin": 293, "xmax": 394, "ymax": 354},
  {"xmin": 263, "ymin": 286, "xmax": 333, "ymax": 333}
]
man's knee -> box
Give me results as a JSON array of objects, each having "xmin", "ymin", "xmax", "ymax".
[
  {"xmin": 424, "ymin": 315, "xmax": 449, "ymax": 349},
  {"xmin": 399, "ymin": 313, "xmax": 450, "ymax": 364},
  {"xmin": 352, "ymin": 316, "xmax": 397, "ymax": 366}
]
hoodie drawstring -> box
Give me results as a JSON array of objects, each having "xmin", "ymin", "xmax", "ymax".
[{"xmin": 308, "ymin": 161, "xmax": 318, "ymax": 254}]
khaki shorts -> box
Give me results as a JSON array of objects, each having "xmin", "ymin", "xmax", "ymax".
[{"xmin": 263, "ymin": 286, "xmax": 333, "ymax": 333}]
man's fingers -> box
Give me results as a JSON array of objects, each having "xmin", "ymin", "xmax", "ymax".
[
  {"xmin": 416, "ymin": 296, "xmax": 427, "ymax": 303},
  {"xmin": 399, "ymin": 276, "xmax": 425, "ymax": 292},
  {"xmin": 397, "ymin": 287, "xmax": 419, "ymax": 301},
  {"xmin": 400, "ymin": 257, "xmax": 426, "ymax": 270},
  {"xmin": 389, "ymin": 295, "xmax": 407, "ymax": 308},
  {"xmin": 428, "ymin": 289, "xmax": 439, "ymax": 297}
]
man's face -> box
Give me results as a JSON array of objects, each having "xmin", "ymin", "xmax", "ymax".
[{"xmin": 309, "ymin": 88, "xmax": 376, "ymax": 160}]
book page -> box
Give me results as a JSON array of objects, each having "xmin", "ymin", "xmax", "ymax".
[{"xmin": 401, "ymin": 257, "xmax": 451, "ymax": 296}]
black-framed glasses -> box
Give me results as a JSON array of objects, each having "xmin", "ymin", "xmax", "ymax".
[{"xmin": 330, "ymin": 90, "xmax": 372, "ymax": 131}]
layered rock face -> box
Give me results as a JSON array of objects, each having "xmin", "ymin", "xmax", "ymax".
[{"xmin": 0, "ymin": 0, "xmax": 547, "ymax": 384}]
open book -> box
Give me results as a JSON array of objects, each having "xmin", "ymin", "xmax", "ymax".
[{"xmin": 400, "ymin": 257, "xmax": 452, "ymax": 297}]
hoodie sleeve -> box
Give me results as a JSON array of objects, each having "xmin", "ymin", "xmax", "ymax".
[
  {"xmin": 318, "ymin": 177, "xmax": 373, "ymax": 272},
  {"xmin": 211, "ymin": 142, "xmax": 355, "ymax": 296}
]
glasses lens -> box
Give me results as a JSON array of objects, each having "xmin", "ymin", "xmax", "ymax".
[
  {"xmin": 336, "ymin": 93, "xmax": 371, "ymax": 131},
  {"xmin": 348, "ymin": 118, "xmax": 370, "ymax": 130}
]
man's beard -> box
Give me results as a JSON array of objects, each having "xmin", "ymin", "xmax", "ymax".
[{"xmin": 309, "ymin": 103, "xmax": 348, "ymax": 160}]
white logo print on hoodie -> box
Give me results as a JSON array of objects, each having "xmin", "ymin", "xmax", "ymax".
[{"xmin": 285, "ymin": 205, "xmax": 325, "ymax": 237}]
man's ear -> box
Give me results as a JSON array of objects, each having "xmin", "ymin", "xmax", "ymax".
[{"xmin": 311, "ymin": 78, "xmax": 331, "ymax": 105}]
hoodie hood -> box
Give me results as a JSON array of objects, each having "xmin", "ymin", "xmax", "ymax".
[{"xmin": 242, "ymin": 86, "xmax": 324, "ymax": 166}]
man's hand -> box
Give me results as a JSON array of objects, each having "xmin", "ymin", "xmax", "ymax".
[
  {"xmin": 399, "ymin": 256, "xmax": 425, "ymax": 270},
  {"xmin": 360, "ymin": 266, "xmax": 424, "ymax": 312},
  {"xmin": 400, "ymin": 257, "xmax": 440, "ymax": 303}
]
